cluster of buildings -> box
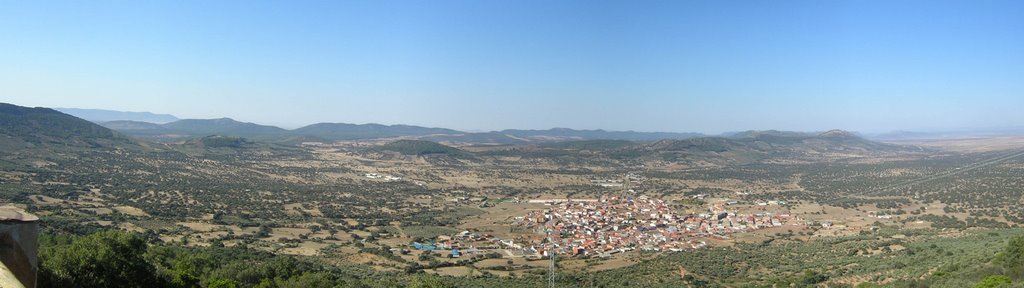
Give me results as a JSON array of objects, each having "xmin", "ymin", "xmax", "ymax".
[
  {"xmin": 407, "ymin": 195, "xmax": 805, "ymax": 260},
  {"xmin": 363, "ymin": 173, "xmax": 401, "ymax": 181},
  {"xmin": 753, "ymin": 200, "xmax": 788, "ymax": 206},
  {"xmin": 515, "ymin": 196, "xmax": 803, "ymax": 257},
  {"xmin": 590, "ymin": 179, "xmax": 624, "ymax": 188},
  {"xmin": 413, "ymin": 230, "xmax": 530, "ymax": 258}
]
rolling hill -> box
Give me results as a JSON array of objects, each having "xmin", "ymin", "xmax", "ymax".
[
  {"xmin": 625, "ymin": 129, "xmax": 923, "ymax": 164},
  {"xmin": 292, "ymin": 123, "xmax": 460, "ymax": 140},
  {"xmin": 0, "ymin": 103, "xmax": 133, "ymax": 150},
  {"xmin": 161, "ymin": 118, "xmax": 290, "ymax": 137},
  {"xmin": 373, "ymin": 140, "xmax": 473, "ymax": 158},
  {"xmin": 183, "ymin": 135, "xmax": 254, "ymax": 149}
]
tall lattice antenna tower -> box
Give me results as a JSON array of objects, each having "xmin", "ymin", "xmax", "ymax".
[{"xmin": 547, "ymin": 228, "xmax": 556, "ymax": 288}]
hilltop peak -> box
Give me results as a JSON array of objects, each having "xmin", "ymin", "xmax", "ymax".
[
  {"xmin": 162, "ymin": 118, "xmax": 288, "ymax": 137},
  {"xmin": 818, "ymin": 129, "xmax": 858, "ymax": 138}
]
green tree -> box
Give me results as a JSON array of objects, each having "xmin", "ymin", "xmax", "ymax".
[
  {"xmin": 974, "ymin": 275, "xmax": 1011, "ymax": 288},
  {"xmin": 206, "ymin": 277, "xmax": 239, "ymax": 288},
  {"xmin": 39, "ymin": 230, "xmax": 160, "ymax": 288},
  {"xmin": 998, "ymin": 236, "xmax": 1024, "ymax": 272},
  {"xmin": 168, "ymin": 252, "xmax": 214, "ymax": 287},
  {"xmin": 800, "ymin": 270, "xmax": 828, "ymax": 286}
]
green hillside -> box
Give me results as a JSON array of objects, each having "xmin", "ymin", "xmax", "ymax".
[
  {"xmin": 162, "ymin": 118, "xmax": 289, "ymax": 136},
  {"xmin": 374, "ymin": 140, "xmax": 472, "ymax": 157},
  {"xmin": 0, "ymin": 103, "xmax": 132, "ymax": 149}
]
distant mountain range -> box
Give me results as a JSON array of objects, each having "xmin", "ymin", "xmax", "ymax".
[
  {"xmin": 56, "ymin": 108, "xmax": 179, "ymax": 124},
  {"xmin": 0, "ymin": 103, "xmax": 930, "ymax": 167},
  {"xmin": 120, "ymin": 121, "xmax": 708, "ymax": 143},
  {"xmin": 95, "ymin": 118, "xmax": 468, "ymax": 141},
  {"xmin": 417, "ymin": 129, "xmax": 704, "ymax": 145},
  {"xmin": 34, "ymin": 104, "xmax": 1024, "ymax": 144},
  {"xmin": 867, "ymin": 128, "xmax": 1024, "ymax": 141},
  {"xmin": 499, "ymin": 128, "xmax": 703, "ymax": 141},
  {"xmin": 62, "ymin": 111, "xmax": 708, "ymax": 143},
  {"xmin": 53, "ymin": 107, "xmax": 709, "ymax": 142},
  {"xmin": 293, "ymin": 123, "xmax": 461, "ymax": 140}
]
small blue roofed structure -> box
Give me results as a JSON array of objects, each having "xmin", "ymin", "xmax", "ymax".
[{"xmin": 413, "ymin": 242, "xmax": 438, "ymax": 251}]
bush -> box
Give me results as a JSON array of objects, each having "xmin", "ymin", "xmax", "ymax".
[{"xmin": 974, "ymin": 275, "xmax": 1011, "ymax": 288}]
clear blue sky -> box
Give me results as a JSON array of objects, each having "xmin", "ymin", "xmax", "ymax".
[{"xmin": 2, "ymin": 0, "xmax": 1022, "ymax": 133}]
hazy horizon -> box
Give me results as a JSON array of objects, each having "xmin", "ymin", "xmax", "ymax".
[
  {"xmin": 25, "ymin": 104, "xmax": 1020, "ymax": 136},
  {"xmin": 4, "ymin": 1, "xmax": 1023, "ymax": 134}
]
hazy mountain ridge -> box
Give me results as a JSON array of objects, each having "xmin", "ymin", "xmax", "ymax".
[
  {"xmin": 64, "ymin": 106, "xmax": 967, "ymax": 147},
  {"xmin": 100, "ymin": 120, "xmax": 170, "ymax": 132},
  {"xmin": 867, "ymin": 128, "xmax": 1024, "ymax": 141},
  {"xmin": 725, "ymin": 130, "xmax": 816, "ymax": 139},
  {"xmin": 56, "ymin": 107, "xmax": 179, "ymax": 124},
  {"xmin": 105, "ymin": 118, "xmax": 710, "ymax": 143},
  {"xmin": 52, "ymin": 107, "xmax": 708, "ymax": 142},
  {"xmin": 293, "ymin": 123, "xmax": 461, "ymax": 140},
  {"xmin": 499, "ymin": 128, "xmax": 704, "ymax": 142},
  {"xmin": 22, "ymin": 104, "xmax": 927, "ymax": 156}
]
